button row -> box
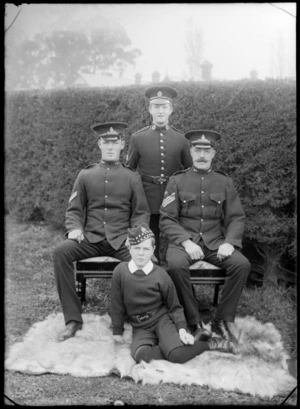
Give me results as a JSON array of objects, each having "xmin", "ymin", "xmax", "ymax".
[{"xmin": 160, "ymin": 135, "xmax": 166, "ymax": 173}]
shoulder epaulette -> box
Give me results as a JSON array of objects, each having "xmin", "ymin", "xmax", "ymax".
[
  {"xmin": 132, "ymin": 125, "xmax": 150, "ymax": 136},
  {"xmin": 173, "ymin": 167, "xmax": 191, "ymax": 176},
  {"xmin": 84, "ymin": 162, "xmax": 98, "ymax": 169},
  {"xmin": 170, "ymin": 125, "xmax": 184, "ymax": 134},
  {"xmin": 215, "ymin": 169, "xmax": 227, "ymax": 176},
  {"xmin": 121, "ymin": 162, "xmax": 135, "ymax": 172}
]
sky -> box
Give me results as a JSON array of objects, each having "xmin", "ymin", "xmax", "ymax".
[{"xmin": 5, "ymin": 3, "xmax": 296, "ymax": 83}]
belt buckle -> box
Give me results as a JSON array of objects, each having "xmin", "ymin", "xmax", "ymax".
[
  {"xmin": 154, "ymin": 176, "xmax": 167, "ymax": 184},
  {"xmin": 136, "ymin": 313, "xmax": 150, "ymax": 323}
]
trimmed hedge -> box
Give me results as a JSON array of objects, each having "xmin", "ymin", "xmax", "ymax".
[{"xmin": 5, "ymin": 80, "xmax": 296, "ymax": 268}]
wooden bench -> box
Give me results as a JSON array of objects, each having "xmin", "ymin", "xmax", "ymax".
[{"xmin": 75, "ymin": 257, "xmax": 226, "ymax": 306}]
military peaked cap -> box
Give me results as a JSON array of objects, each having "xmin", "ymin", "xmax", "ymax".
[
  {"xmin": 91, "ymin": 122, "xmax": 128, "ymax": 139},
  {"xmin": 145, "ymin": 85, "xmax": 178, "ymax": 103},
  {"xmin": 185, "ymin": 129, "xmax": 221, "ymax": 148}
]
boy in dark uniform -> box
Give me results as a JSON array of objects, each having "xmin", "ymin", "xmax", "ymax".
[
  {"xmin": 111, "ymin": 223, "xmax": 238, "ymax": 364},
  {"xmin": 126, "ymin": 86, "xmax": 192, "ymax": 263},
  {"xmin": 53, "ymin": 122, "xmax": 150, "ymax": 341},
  {"xmin": 160, "ymin": 129, "xmax": 251, "ymax": 345}
]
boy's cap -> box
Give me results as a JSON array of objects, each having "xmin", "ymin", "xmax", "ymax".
[{"xmin": 127, "ymin": 223, "xmax": 155, "ymax": 246}]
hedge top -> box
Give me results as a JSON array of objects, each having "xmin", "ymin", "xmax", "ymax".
[
  {"xmin": 145, "ymin": 85, "xmax": 178, "ymax": 103},
  {"xmin": 185, "ymin": 130, "xmax": 222, "ymax": 148},
  {"xmin": 91, "ymin": 122, "xmax": 128, "ymax": 140}
]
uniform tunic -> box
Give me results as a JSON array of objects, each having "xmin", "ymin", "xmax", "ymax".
[
  {"xmin": 159, "ymin": 166, "xmax": 245, "ymax": 249},
  {"xmin": 66, "ymin": 161, "xmax": 150, "ymax": 249},
  {"xmin": 126, "ymin": 125, "xmax": 192, "ymax": 214},
  {"xmin": 53, "ymin": 160, "xmax": 150, "ymax": 325},
  {"xmin": 159, "ymin": 166, "xmax": 251, "ymax": 324}
]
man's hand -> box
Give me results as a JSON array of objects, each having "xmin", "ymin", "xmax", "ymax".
[
  {"xmin": 217, "ymin": 243, "xmax": 234, "ymax": 261},
  {"xmin": 68, "ymin": 229, "xmax": 84, "ymax": 243},
  {"xmin": 179, "ymin": 328, "xmax": 194, "ymax": 345},
  {"xmin": 113, "ymin": 335, "xmax": 126, "ymax": 344},
  {"xmin": 181, "ymin": 240, "xmax": 204, "ymax": 260}
]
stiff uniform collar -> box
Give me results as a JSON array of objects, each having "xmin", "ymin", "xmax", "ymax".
[
  {"xmin": 192, "ymin": 166, "xmax": 212, "ymax": 175},
  {"xmin": 128, "ymin": 259, "xmax": 153, "ymax": 275},
  {"xmin": 100, "ymin": 160, "xmax": 120, "ymax": 167},
  {"xmin": 151, "ymin": 124, "xmax": 169, "ymax": 131}
]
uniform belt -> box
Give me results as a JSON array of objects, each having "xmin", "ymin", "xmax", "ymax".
[
  {"xmin": 129, "ymin": 308, "xmax": 159, "ymax": 324},
  {"xmin": 141, "ymin": 173, "xmax": 169, "ymax": 185}
]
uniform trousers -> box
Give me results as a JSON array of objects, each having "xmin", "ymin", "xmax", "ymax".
[
  {"xmin": 53, "ymin": 238, "xmax": 130, "ymax": 325},
  {"xmin": 166, "ymin": 241, "xmax": 251, "ymax": 326},
  {"xmin": 149, "ymin": 214, "xmax": 161, "ymax": 264}
]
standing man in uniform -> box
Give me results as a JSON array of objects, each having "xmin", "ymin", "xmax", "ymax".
[
  {"xmin": 53, "ymin": 122, "xmax": 150, "ymax": 341},
  {"xmin": 160, "ymin": 129, "xmax": 251, "ymax": 344},
  {"xmin": 126, "ymin": 86, "xmax": 192, "ymax": 263}
]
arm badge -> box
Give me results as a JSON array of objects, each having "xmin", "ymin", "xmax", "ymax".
[
  {"xmin": 162, "ymin": 192, "xmax": 176, "ymax": 207},
  {"xmin": 69, "ymin": 191, "xmax": 78, "ymax": 203}
]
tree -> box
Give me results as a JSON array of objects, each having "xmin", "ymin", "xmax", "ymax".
[
  {"xmin": 38, "ymin": 31, "xmax": 90, "ymax": 88},
  {"xmin": 184, "ymin": 17, "xmax": 204, "ymax": 80},
  {"xmin": 200, "ymin": 60, "xmax": 213, "ymax": 81},
  {"xmin": 86, "ymin": 28, "xmax": 141, "ymax": 76},
  {"xmin": 269, "ymin": 29, "xmax": 287, "ymax": 79},
  {"xmin": 6, "ymin": 27, "xmax": 141, "ymax": 90}
]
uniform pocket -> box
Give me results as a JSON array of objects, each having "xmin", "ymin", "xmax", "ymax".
[
  {"xmin": 178, "ymin": 192, "xmax": 197, "ymax": 215},
  {"xmin": 209, "ymin": 193, "xmax": 225, "ymax": 216}
]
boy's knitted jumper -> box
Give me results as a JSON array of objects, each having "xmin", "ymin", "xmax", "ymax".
[{"xmin": 111, "ymin": 262, "xmax": 187, "ymax": 335}]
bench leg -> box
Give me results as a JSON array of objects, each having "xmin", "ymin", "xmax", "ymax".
[
  {"xmin": 81, "ymin": 279, "xmax": 86, "ymax": 303},
  {"xmin": 213, "ymin": 284, "xmax": 219, "ymax": 306},
  {"xmin": 76, "ymin": 280, "xmax": 81, "ymax": 300},
  {"xmin": 76, "ymin": 278, "xmax": 86, "ymax": 303}
]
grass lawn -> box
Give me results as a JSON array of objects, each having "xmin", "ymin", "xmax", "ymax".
[{"xmin": 4, "ymin": 215, "xmax": 297, "ymax": 406}]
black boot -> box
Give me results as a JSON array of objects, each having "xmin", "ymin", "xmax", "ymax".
[
  {"xmin": 211, "ymin": 318, "xmax": 238, "ymax": 345},
  {"xmin": 190, "ymin": 322, "xmax": 211, "ymax": 341}
]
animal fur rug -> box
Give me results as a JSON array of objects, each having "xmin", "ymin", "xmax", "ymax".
[{"xmin": 5, "ymin": 313, "xmax": 296, "ymax": 398}]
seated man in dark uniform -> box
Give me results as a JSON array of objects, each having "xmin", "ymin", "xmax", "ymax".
[
  {"xmin": 53, "ymin": 122, "xmax": 150, "ymax": 341},
  {"xmin": 159, "ymin": 129, "xmax": 251, "ymax": 345}
]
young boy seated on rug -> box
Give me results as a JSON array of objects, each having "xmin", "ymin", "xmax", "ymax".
[{"xmin": 111, "ymin": 223, "xmax": 238, "ymax": 364}]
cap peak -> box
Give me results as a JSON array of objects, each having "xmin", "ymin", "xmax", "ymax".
[
  {"xmin": 145, "ymin": 85, "xmax": 178, "ymax": 102},
  {"xmin": 185, "ymin": 129, "xmax": 221, "ymax": 148},
  {"xmin": 91, "ymin": 121, "xmax": 128, "ymax": 138}
]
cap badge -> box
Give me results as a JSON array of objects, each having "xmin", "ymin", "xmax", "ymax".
[
  {"xmin": 109, "ymin": 127, "xmax": 118, "ymax": 135},
  {"xmin": 201, "ymin": 135, "xmax": 210, "ymax": 142},
  {"xmin": 157, "ymin": 91, "xmax": 162, "ymax": 97}
]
